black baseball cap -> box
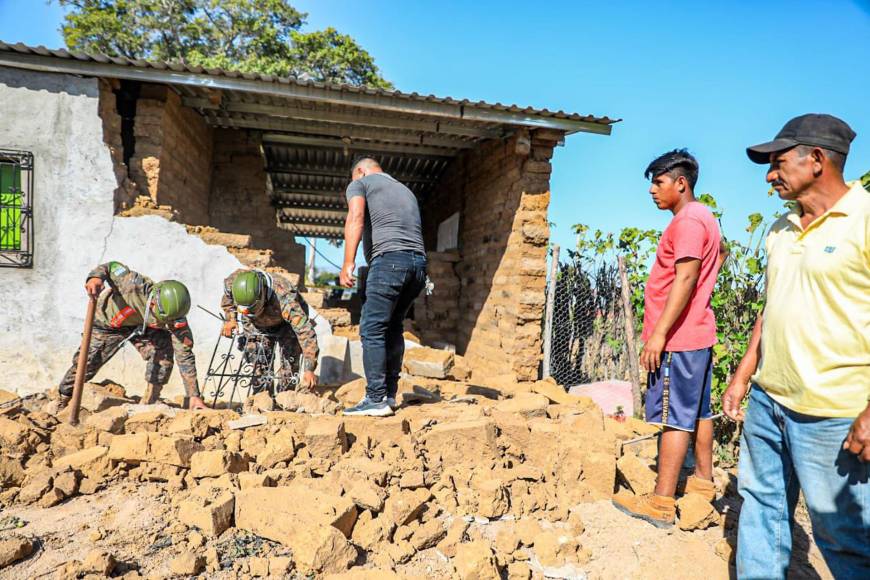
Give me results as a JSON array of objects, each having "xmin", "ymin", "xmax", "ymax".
[{"xmin": 746, "ymin": 113, "xmax": 856, "ymax": 164}]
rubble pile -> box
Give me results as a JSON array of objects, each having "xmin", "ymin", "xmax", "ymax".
[{"xmin": 0, "ymin": 348, "xmax": 730, "ymax": 578}]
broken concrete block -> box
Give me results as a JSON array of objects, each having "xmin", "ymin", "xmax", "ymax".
[
  {"xmin": 435, "ymin": 518, "xmax": 469, "ymax": 558},
  {"xmin": 275, "ymin": 390, "xmax": 340, "ymax": 414},
  {"xmin": 318, "ymin": 335, "xmax": 352, "ymax": 385},
  {"xmin": 169, "ymin": 553, "xmax": 205, "ymax": 576},
  {"xmin": 178, "ymin": 488, "xmax": 235, "ymax": 537},
  {"xmin": 238, "ymin": 472, "xmax": 275, "ymax": 490},
  {"xmin": 409, "ymin": 518, "xmax": 446, "ymax": 551},
  {"xmin": 81, "ymin": 383, "xmax": 130, "ymax": 412},
  {"xmin": 399, "ymin": 470, "xmax": 427, "ymax": 489},
  {"xmin": 507, "ymin": 562, "xmax": 532, "ymax": 580},
  {"xmin": 288, "ymin": 523, "xmax": 357, "ymax": 574},
  {"xmin": 515, "ymin": 519, "xmax": 542, "ymax": 546},
  {"xmin": 0, "ymin": 417, "xmax": 28, "ymax": 448},
  {"xmin": 402, "ymin": 347, "xmax": 454, "ymax": 378},
  {"xmin": 534, "ymin": 530, "xmax": 578, "ymax": 567},
  {"xmin": 124, "ymin": 410, "xmax": 168, "ymax": 433},
  {"xmin": 148, "ymin": 435, "xmax": 204, "ymax": 468},
  {"xmin": 0, "ymin": 457, "xmax": 25, "ymax": 488},
  {"xmin": 348, "ymin": 480, "xmax": 386, "ymax": 512},
  {"xmin": 80, "ymin": 549, "xmax": 116, "ymax": 576},
  {"xmin": 454, "ymin": 541, "xmax": 500, "ymax": 580},
  {"xmin": 335, "ymin": 378, "xmax": 366, "ymax": 406},
  {"xmin": 617, "ymin": 452, "xmax": 657, "ymax": 496},
  {"xmin": 85, "ymin": 407, "xmax": 128, "ymax": 434},
  {"xmin": 53, "ymin": 470, "xmax": 80, "ymax": 498},
  {"xmin": 269, "ymin": 556, "xmax": 292, "ymax": 576},
  {"xmin": 475, "ymin": 479, "xmax": 510, "ymax": 518},
  {"xmin": 0, "ymin": 536, "xmax": 34, "ymax": 569},
  {"xmin": 334, "ymin": 457, "xmax": 391, "ymax": 487},
  {"xmin": 423, "ymin": 419, "xmax": 497, "ymax": 466},
  {"xmin": 164, "ymin": 411, "xmax": 211, "ymax": 438},
  {"xmin": 249, "ymin": 556, "xmax": 270, "ymax": 577},
  {"xmin": 17, "ymin": 470, "xmax": 53, "ymax": 504},
  {"xmin": 107, "ymin": 433, "xmax": 150, "ymax": 464},
  {"xmin": 495, "ymin": 526, "xmax": 520, "ymax": 554},
  {"xmin": 303, "ymin": 418, "xmax": 348, "ymax": 459},
  {"xmin": 248, "ymin": 391, "xmax": 275, "ymax": 414},
  {"xmin": 228, "ymin": 414, "xmax": 267, "ymax": 430},
  {"xmin": 256, "ymin": 430, "xmax": 296, "ymax": 468},
  {"xmin": 235, "ymin": 487, "xmax": 358, "ymax": 540},
  {"xmin": 494, "ymin": 393, "xmax": 550, "ymax": 419},
  {"xmin": 384, "ymin": 488, "xmax": 432, "ymax": 527},
  {"xmin": 190, "ymin": 450, "xmax": 248, "ymax": 478},
  {"xmin": 351, "ymin": 510, "xmax": 392, "ymax": 550},
  {"xmin": 677, "ymin": 493, "xmax": 720, "ymax": 531}
]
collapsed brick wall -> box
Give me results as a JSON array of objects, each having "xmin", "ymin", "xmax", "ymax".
[
  {"xmin": 418, "ymin": 131, "xmax": 559, "ymax": 380},
  {"xmin": 209, "ymin": 129, "xmax": 306, "ymax": 274},
  {"xmin": 97, "ymin": 79, "xmax": 138, "ymax": 213},
  {"xmin": 125, "ymin": 85, "xmax": 213, "ymax": 225}
]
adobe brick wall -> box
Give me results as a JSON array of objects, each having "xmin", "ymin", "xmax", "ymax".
[
  {"xmin": 126, "ymin": 84, "xmax": 212, "ymax": 225},
  {"xmin": 418, "ymin": 130, "xmax": 560, "ymax": 380},
  {"xmin": 209, "ymin": 128, "xmax": 306, "ymax": 275},
  {"xmin": 97, "ymin": 79, "xmax": 138, "ymax": 213}
]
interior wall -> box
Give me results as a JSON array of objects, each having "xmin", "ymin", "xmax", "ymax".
[
  {"xmin": 418, "ymin": 131, "xmax": 560, "ymax": 380},
  {"xmin": 208, "ymin": 128, "xmax": 306, "ymax": 275}
]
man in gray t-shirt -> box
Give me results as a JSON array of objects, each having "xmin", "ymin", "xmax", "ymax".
[
  {"xmin": 345, "ymin": 172, "xmax": 425, "ymax": 263},
  {"xmin": 340, "ymin": 158, "xmax": 427, "ymax": 417}
]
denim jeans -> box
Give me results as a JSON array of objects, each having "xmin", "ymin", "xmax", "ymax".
[
  {"xmin": 360, "ymin": 250, "xmax": 427, "ymax": 401},
  {"xmin": 737, "ymin": 387, "xmax": 870, "ymax": 579}
]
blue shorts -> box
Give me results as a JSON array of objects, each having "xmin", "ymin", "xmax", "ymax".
[{"xmin": 645, "ymin": 348, "xmax": 713, "ymax": 431}]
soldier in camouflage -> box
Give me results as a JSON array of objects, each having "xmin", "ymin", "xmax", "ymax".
[
  {"xmin": 57, "ymin": 262, "xmax": 207, "ymax": 411},
  {"xmin": 221, "ymin": 269, "xmax": 319, "ymax": 394}
]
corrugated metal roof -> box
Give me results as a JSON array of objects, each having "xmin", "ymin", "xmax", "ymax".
[
  {"xmin": 0, "ymin": 41, "xmax": 618, "ymax": 128},
  {"xmin": 0, "ymin": 41, "xmax": 619, "ymax": 238}
]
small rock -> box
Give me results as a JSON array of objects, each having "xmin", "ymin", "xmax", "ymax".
[
  {"xmin": 169, "ymin": 553, "xmax": 205, "ymax": 576},
  {"xmin": 0, "ymin": 536, "xmax": 34, "ymax": 569},
  {"xmin": 677, "ymin": 493, "xmax": 721, "ymax": 531},
  {"xmin": 80, "ymin": 549, "xmax": 116, "ymax": 576},
  {"xmin": 188, "ymin": 530, "xmax": 204, "ymax": 549},
  {"xmin": 454, "ymin": 540, "xmax": 500, "ymax": 580}
]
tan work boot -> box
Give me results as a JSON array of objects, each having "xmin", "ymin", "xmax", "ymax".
[
  {"xmin": 612, "ymin": 492, "xmax": 676, "ymax": 528},
  {"xmin": 141, "ymin": 383, "xmax": 163, "ymax": 405},
  {"xmin": 684, "ymin": 475, "xmax": 717, "ymax": 502}
]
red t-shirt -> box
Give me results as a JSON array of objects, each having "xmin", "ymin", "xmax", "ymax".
[{"xmin": 641, "ymin": 201, "xmax": 722, "ymax": 351}]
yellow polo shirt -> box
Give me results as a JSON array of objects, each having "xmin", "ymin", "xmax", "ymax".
[{"xmin": 753, "ymin": 181, "xmax": 870, "ymax": 417}]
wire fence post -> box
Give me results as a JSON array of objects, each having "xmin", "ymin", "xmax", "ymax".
[
  {"xmin": 618, "ymin": 255, "xmax": 643, "ymax": 418},
  {"xmin": 542, "ymin": 244, "xmax": 560, "ymax": 378}
]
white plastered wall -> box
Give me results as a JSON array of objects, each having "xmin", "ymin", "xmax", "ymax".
[{"xmin": 0, "ymin": 67, "xmax": 246, "ymax": 399}]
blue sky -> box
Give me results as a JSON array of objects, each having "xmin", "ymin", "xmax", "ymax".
[{"xmin": 2, "ymin": 0, "xmax": 868, "ymax": 271}]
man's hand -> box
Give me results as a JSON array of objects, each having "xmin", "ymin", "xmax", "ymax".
[
  {"xmin": 339, "ymin": 262, "xmax": 356, "ymax": 288},
  {"xmin": 188, "ymin": 396, "xmax": 208, "ymax": 411},
  {"xmin": 300, "ymin": 370, "xmax": 317, "ymax": 392},
  {"xmin": 640, "ymin": 332, "xmax": 666, "ymax": 372},
  {"xmin": 843, "ymin": 406, "xmax": 870, "ymax": 462},
  {"xmin": 222, "ymin": 320, "xmax": 237, "ymax": 338},
  {"xmin": 85, "ymin": 277, "xmax": 105, "ymax": 299},
  {"xmin": 722, "ymin": 376, "xmax": 751, "ymax": 421}
]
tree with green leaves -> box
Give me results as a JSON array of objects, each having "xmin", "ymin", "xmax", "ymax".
[{"xmin": 56, "ymin": 0, "xmax": 392, "ymax": 88}]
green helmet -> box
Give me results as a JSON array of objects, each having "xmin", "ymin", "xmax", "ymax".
[
  {"xmin": 152, "ymin": 280, "xmax": 191, "ymax": 322},
  {"xmin": 231, "ymin": 271, "xmax": 264, "ymax": 309}
]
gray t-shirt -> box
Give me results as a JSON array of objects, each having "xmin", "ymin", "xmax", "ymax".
[{"xmin": 345, "ymin": 172, "xmax": 425, "ymax": 263}]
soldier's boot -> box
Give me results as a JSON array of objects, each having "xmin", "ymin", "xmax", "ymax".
[{"xmin": 142, "ymin": 383, "xmax": 163, "ymax": 405}]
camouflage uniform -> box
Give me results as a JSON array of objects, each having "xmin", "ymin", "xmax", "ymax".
[
  {"xmin": 59, "ymin": 262, "xmax": 201, "ymax": 398},
  {"xmin": 221, "ymin": 269, "xmax": 319, "ymax": 393}
]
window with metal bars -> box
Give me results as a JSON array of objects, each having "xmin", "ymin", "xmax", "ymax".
[{"xmin": 0, "ymin": 149, "xmax": 34, "ymax": 268}]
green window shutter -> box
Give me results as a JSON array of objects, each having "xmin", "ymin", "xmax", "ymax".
[{"xmin": 0, "ymin": 162, "xmax": 22, "ymax": 251}]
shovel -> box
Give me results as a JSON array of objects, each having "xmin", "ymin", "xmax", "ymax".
[{"xmin": 68, "ymin": 296, "xmax": 97, "ymax": 425}]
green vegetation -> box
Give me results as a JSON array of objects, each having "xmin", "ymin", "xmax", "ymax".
[{"xmin": 57, "ymin": 0, "xmax": 392, "ymax": 88}]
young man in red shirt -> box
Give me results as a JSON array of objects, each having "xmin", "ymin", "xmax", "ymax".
[{"xmin": 613, "ymin": 149, "xmax": 724, "ymax": 527}]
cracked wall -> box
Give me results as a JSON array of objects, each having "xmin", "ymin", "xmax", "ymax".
[{"xmin": 0, "ymin": 67, "xmax": 244, "ymax": 399}]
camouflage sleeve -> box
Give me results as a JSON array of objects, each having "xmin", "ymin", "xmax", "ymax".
[
  {"xmin": 220, "ymin": 274, "xmax": 236, "ymax": 321},
  {"xmin": 279, "ymin": 292, "xmax": 319, "ymax": 371},
  {"xmin": 89, "ymin": 262, "xmax": 146, "ymax": 293},
  {"xmin": 169, "ymin": 319, "xmax": 201, "ymax": 398},
  {"xmin": 86, "ymin": 263, "xmax": 112, "ymax": 281}
]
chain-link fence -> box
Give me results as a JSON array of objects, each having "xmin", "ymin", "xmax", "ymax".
[{"xmin": 544, "ymin": 249, "xmax": 638, "ymax": 389}]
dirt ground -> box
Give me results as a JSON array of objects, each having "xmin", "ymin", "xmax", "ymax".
[{"xmin": 0, "ymin": 358, "xmax": 834, "ymax": 579}]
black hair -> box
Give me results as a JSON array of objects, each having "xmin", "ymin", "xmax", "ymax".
[
  {"xmin": 644, "ymin": 148, "xmax": 699, "ymax": 189},
  {"xmin": 794, "ymin": 144, "xmax": 846, "ymax": 173},
  {"xmin": 350, "ymin": 156, "xmax": 381, "ymax": 175}
]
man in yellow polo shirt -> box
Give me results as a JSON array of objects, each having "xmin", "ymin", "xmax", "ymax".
[{"xmin": 723, "ymin": 114, "xmax": 869, "ymax": 579}]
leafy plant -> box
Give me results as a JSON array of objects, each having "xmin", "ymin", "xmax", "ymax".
[{"xmin": 57, "ymin": 0, "xmax": 392, "ymax": 88}]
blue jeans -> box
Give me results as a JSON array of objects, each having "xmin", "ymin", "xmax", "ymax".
[
  {"xmin": 360, "ymin": 251, "xmax": 427, "ymax": 401},
  {"xmin": 737, "ymin": 387, "xmax": 870, "ymax": 579}
]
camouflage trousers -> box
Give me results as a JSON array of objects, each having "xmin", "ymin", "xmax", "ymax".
[
  {"xmin": 237, "ymin": 323, "xmax": 301, "ymax": 395},
  {"xmin": 59, "ymin": 326, "xmax": 197, "ymax": 397}
]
